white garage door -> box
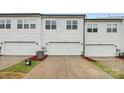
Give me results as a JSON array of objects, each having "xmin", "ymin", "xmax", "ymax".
[
  {"xmin": 48, "ymin": 42, "xmax": 81, "ymax": 55},
  {"xmin": 85, "ymin": 45, "xmax": 116, "ymax": 57},
  {"xmin": 5, "ymin": 42, "xmax": 37, "ymax": 55}
]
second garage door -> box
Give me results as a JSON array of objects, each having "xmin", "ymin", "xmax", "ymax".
[
  {"xmin": 5, "ymin": 42, "xmax": 37, "ymax": 55},
  {"xmin": 85, "ymin": 44, "xmax": 116, "ymax": 57},
  {"xmin": 48, "ymin": 42, "xmax": 81, "ymax": 55}
]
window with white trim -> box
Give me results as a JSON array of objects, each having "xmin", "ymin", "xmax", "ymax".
[
  {"xmin": 45, "ymin": 20, "xmax": 56, "ymax": 30},
  {"xmin": 93, "ymin": 24, "xmax": 98, "ymax": 32},
  {"xmin": 87, "ymin": 24, "xmax": 98, "ymax": 32},
  {"xmin": 51, "ymin": 20, "xmax": 56, "ymax": 29},
  {"xmin": 107, "ymin": 24, "xmax": 117, "ymax": 33},
  {"xmin": 0, "ymin": 20, "xmax": 11, "ymax": 29},
  {"xmin": 72, "ymin": 21, "xmax": 78, "ymax": 29},
  {"xmin": 6, "ymin": 20, "xmax": 11, "ymax": 29},
  {"xmin": 24, "ymin": 19, "xmax": 29, "ymax": 29},
  {"xmin": 30, "ymin": 19, "xmax": 36, "ymax": 29},
  {"xmin": 17, "ymin": 19, "xmax": 23, "ymax": 29},
  {"xmin": 66, "ymin": 21, "xmax": 71, "ymax": 29},
  {"xmin": 0, "ymin": 20, "xmax": 5, "ymax": 29},
  {"xmin": 113, "ymin": 24, "xmax": 117, "ymax": 32},
  {"xmin": 66, "ymin": 20, "xmax": 78, "ymax": 30}
]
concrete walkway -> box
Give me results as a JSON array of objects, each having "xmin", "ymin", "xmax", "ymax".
[
  {"xmin": 0, "ymin": 56, "xmax": 29, "ymax": 70},
  {"xmin": 24, "ymin": 56, "xmax": 112, "ymax": 79}
]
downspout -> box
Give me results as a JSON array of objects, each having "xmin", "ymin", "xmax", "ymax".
[
  {"xmin": 40, "ymin": 14, "xmax": 43, "ymax": 51},
  {"xmin": 82, "ymin": 15, "xmax": 86, "ymax": 56}
]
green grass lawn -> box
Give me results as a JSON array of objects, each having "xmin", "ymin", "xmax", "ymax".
[
  {"xmin": 0, "ymin": 61, "xmax": 40, "ymax": 79},
  {"xmin": 0, "ymin": 61, "xmax": 40, "ymax": 73},
  {"xmin": 91, "ymin": 61, "xmax": 124, "ymax": 79}
]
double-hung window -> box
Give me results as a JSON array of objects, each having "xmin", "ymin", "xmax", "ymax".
[
  {"xmin": 107, "ymin": 24, "xmax": 111, "ymax": 32},
  {"xmin": 66, "ymin": 21, "xmax": 71, "ymax": 30},
  {"xmin": 24, "ymin": 19, "xmax": 29, "ymax": 29},
  {"xmin": 45, "ymin": 20, "xmax": 56, "ymax": 30},
  {"xmin": 17, "ymin": 19, "xmax": 23, "ymax": 29},
  {"xmin": 6, "ymin": 20, "xmax": 11, "ymax": 29},
  {"xmin": 87, "ymin": 24, "xmax": 98, "ymax": 33},
  {"xmin": 93, "ymin": 24, "xmax": 98, "ymax": 32},
  {"xmin": 87, "ymin": 24, "xmax": 92, "ymax": 32},
  {"xmin": 51, "ymin": 21, "xmax": 56, "ymax": 29},
  {"xmin": 72, "ymin": 21, "xmax": 78, "ymax": 29},
  {"xmin": 66, "ymin": 20, "xmax": 78, "ymax": 30},
  {"xmin": 107, "ymin": 24, "xmax": 117, "ymax": 33},
  {"xmin": 30, "ymin": 19, "xmax": 36, "ymax": 29},
  {"xmin": 0, "ymin": 20, "xmax": 5, "ymax": 29},
  {"xmin": 113, "ymin": 24, "xmax": 117, "ymax": 32},
  {"xmin": 45, "ymin": 21, "xmax": 50, "ymax": 29}
]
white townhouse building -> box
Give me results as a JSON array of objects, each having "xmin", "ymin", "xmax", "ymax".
[
  {"xmin": 0, "ymin": 13, "xmax": 124, "ymax": 57},
  {"xmin": 0, "ymin": 13, "xmax": 42, "ymax": 56},
  {"xmin": 85, "ymin": 19, "xmax": 123, "ymax": 57}
]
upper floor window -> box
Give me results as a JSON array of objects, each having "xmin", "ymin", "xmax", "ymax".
[
  {"xmin": 6, "ymin": 20, "xmax": 11, "ymax": 29},
  {"xmin": 45, "ymin": 20, "xmax": 56, "ymax": 30},
  {"xmin": 24, "ymin": 19, "xmax": 29, "ymax": 29},
  {"xmin": 17, "ymin": 19, "xmax": 23, "ymax": 29},
  {"xmin": 107, "ymin": 24, "xmax": 117, "ymax": 33},
  {"xmin": 51, "ymin": 21, "xmax": 56, "ymax": 29},
  {"xmin": 30, "ymin": 19, "xmax": 36, "ymax": 29},
  {"xmin": 93, "ymin": 24, "xmax": 98, "ymax": 32},
  {"xmin": 66, "ymin": 20, "xmax": 78, "ymax": 30},
  {"xmin": 66, "ymin": 21, "xmax": 71, "ymax": 29},
  {"xmin": 17, "ymin": 19, "xmax": 36, "ymax": 29},
  {"xmin": 72, "ymin": 21, "xmax": 78, "ymax": 29},
  {"xmin": 0, "ymin": 20, "xmax": 11, "ymax": 29},
  {"xmin": 87, "ymin": 24, "xmax": 98, "ymax": 32},
  {"xmin": 0, "ymin": 20, "xmax": 5, "ymax": 29},
  {"xmin": 87, "ymin": 24, "xmax": 92, "ymax": 32}
]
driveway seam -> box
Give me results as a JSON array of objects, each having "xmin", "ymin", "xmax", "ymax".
[{"xmin": 64, "ymin": 57, "xmax": 69, "ymax": 79}]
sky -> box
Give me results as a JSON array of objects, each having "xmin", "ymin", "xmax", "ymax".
[
  {"xmin": 0, "ymin": 0, "xmax": 124, "ymax": 18},
  {"xmin": 86, "ymin": 13, "xmax": 124, "ymax": 18}
]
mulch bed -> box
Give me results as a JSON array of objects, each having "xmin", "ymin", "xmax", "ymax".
[
  {"xmin": 28, "ymin": 55, "xmax": 48, "ymax": 61},
  {"xmin": 116, "ymin": 56, "xmax": 124, "ymax": 59},
  {"xmin": 81, "ymin": 56, "xmax": 97, "ymax": 62}
]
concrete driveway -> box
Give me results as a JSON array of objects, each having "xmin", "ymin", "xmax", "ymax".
[
  {"xmin": 24, "ymin": 56, "xmax": 112, "ymax": 79},
  {"xmin": 0, "ymin": 56, "xmax": 29, "ymax": 70},
  {"xmin": 92, "ymin": 57, "xmax": 124, "ymax": 74}
]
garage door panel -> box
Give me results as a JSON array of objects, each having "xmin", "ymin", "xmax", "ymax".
[
  {"xmin": 85, "ymin": 45, "xmax": 116, "ymax": 57},
  {"xmin": 5, "ymin": 43, "xmax": 37, "ymax": 55},
  {"xmin": 48, "ymin": 43, "xmax": 81, "ymax": 55}
]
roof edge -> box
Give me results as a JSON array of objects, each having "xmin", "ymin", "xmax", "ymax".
[
  {"xmin": 85, "ymin": 18, "xmax": 123, "ymax": 20},
  {"xmin": 0, "ymin": 13, "xmax": 41, "ymax": 17},
  {"xmin": 41, "ymin": 14, "xmax": 86, "ymax": 17}
]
